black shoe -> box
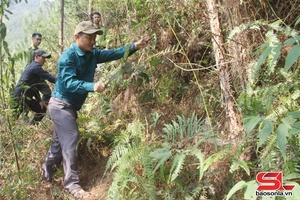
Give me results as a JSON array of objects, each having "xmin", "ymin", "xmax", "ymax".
[{"xmin": 42, "ymin": 164, "xmax": 54, "ymax": 182}]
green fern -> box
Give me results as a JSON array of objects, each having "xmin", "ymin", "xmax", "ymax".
[
  {"xmin": 162, "ymin": 112, "xmax": 204, "ymax": 142},
  {"xmin": 168, "ymin": 152, "xmax": 186, "ymax": 183},
  {"xmin": 105, "ymin": 119, "xmax": 157, "ymax": 200},
  {"xmin": 150, "ymin": 113, "xmax": 224, "ymax": 199},
  {"xmin": 150, "ymin": 143, "xmax": 172, "ymax": 177}
]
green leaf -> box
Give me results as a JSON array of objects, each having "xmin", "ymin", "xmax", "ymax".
[
  {"xmin": 200, "ymin": 150, "xmax": 227, "ymax": 180},
  {"xmin": 295, "ymin": 17, "xmax": 300, "ymax": 26},
  {"xmin": 136, "ymin": 77, "xmax": 143, "ymax": 88},
  {"xmin": 244, "ymin": 180, "xmax": 258, "ymax": 200},
  {"xmin": 168, "ymin": 153, "xmax": 186, "ymax": 182},
  {"xmin": 285, "ymin": 45, "xmax": 300, "ymax": 71},
  {"xmin": 284, "ymin": 38, "xmax": 297, "ymax": 45},
  {"xmin": 244, "ymin": 116, "xmax": 262, "ymax": 134},
  {"xmin": 0, "ymin": 23, "xmax": 7, "ymax": 40},
  {"xmin": 3, "ymin": 40, "xmax": 10, "ymax": 56},
  {"xmin": 150, "ymin": 146, "xmax": 172, "ymax": 173},
  {"xmin": 284, "ymin": 182, "xmax": 300, "ymax": 200},
  {"xmin": 268, "ymin": 45, "xmax": 281, "ymax": 72},
  {"xmin": 226, "ymin": 181, "xmax": 247, "ymax": 200},
  {"xmin": 4, "ymin": 9, "xmax": 13, "ymax": 15},
  {"xmin": 284, "ymin": 173, "xmax": 300, "ymax": 180},
  {"xmin": 289, "ymin": 121, "xmax": 300, "ymax": 135},
  {"xmin": 256, "ymin": 46, "xmax": 272, "ymax": 69},
  {"xmin": 287, "ymin": 111, "xmax": 300, "ymax": 119},
  {"xmin": 138, "ymin": 72, "xmax": 150, "ymax": 83},
  {"xmin": 192, "ymin": 149, "xmax": 204, "ymax": 180},
  {"xmin": 269, "ymin": 19, "xmax": 283, "ymax": 30},
  {"xmin": 257, "ymin": 120, "xmax": 273, "ymax": 149},
  {"xmin": 230, "ymin": 160, "xmax": 250, "ymax": 176},
  {"xmin": 150, "ymin": 58, "xmax": 161, "ymax": 67},
  {"xmin": 281, "ymin": 115, "xmax": 296, "ymax": 127},
  {"xmin": 276, "ymin": 123, "xmax": 288, "ymax": 160}
]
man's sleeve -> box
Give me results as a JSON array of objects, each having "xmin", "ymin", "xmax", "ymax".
[
  {"xmin": 35, "ymin": 67, "xmax": 56, "ymax": 83},
  {"xmin": 97, "ymin": 44, "xmax": 137, "ymax": 63}
]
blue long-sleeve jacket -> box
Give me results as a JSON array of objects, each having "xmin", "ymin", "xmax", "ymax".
[
  {"xmin": 52, "ymin": 43, "xmax": 137, "ymax": 111},
  {"xmin": 12, "ymin": 61, "xmax": 56, "ymax": 101}
]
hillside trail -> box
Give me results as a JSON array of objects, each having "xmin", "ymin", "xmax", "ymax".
[
  {"xmin": 31, "ymin": 118, "xmax": 113, "ymax": 200},
  {"xmin": 38, "ymin": 150, "xmax": 113, "ymax": 200}
]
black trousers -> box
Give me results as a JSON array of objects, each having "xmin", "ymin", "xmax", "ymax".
[{"xmin": 10, "ymin": 88, "xmax": 47, "ymax": 124}]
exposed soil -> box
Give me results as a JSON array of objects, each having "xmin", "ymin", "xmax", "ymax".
[
  {"xmin": 36, "ymin": 155, "xmax": 112, "ymax": 200},
  {"xmin": 25, "ymin": 123, "xmax": 114, "ymax": 200}
]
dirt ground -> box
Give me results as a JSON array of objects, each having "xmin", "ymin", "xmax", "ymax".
[
  {"xmin": 21, "ymin": 120, "xmax": 113, "ymax": 200},
  {"xmin": 37, "ymin": 152, "xmax": 112, "ymax": 200},
  {"xmin": 29, "ymin": 133, "xmax": 113, "ymax": 200}
]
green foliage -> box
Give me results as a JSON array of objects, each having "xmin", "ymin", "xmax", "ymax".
[
  {"xmin": 150, "ymin": 113, "xmax": 222, "ymax": 199},
  {"xmin": 229, "ymin": 19, "xmax": 300, "ymax": 86},
  {"xmin": 243, "ymin": 111, "xmax": 300, "ymax": 167},
  {"xmin": 230, "ymin": 17, "xmax": 300, "ymax": 199},
  {"xmin": 162, "ymin": 112, "xmax": 204, "ymax": 142},
  {"xmin": 0, "ymin": 125, "xmax": 53, "ymax": 199},
  {"xmin": 104, "ymin": 119, "xmax": 157, "ymax": 200},
  {"xmin": 6, "ymin": 0, "xmax": 300, "ymax": 199},
  {"xmin": 105, "ymin": 113, "xmax": 224, "ymax": 199}
]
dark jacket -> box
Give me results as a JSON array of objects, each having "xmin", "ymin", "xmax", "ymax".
[{"xmin": 12, "ymin": 61, "xmax": 56, "ymax": 101}]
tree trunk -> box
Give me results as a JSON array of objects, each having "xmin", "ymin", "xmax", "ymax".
[
  {"xmin": 223, "ymin": 0, "xmax": 248, "ymax": 91},
  {"xmin": 59, "ymin": 0, "xmax": 64, "ymax": 54},
  {"xmin": 206, "ymin": 0, "xmax": 242, "ymax": 141},
  {"xmin": 88, "ymin": 0, "xmax": 93, "ymax": 17}
]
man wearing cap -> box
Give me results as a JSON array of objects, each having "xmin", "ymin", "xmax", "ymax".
[
  {"xmin": 26, "ymin": 33, "xmax": 54, "ymax": 105},
  {"xmin": 10, "ymin": 49, "xmax": 56, "ymax": 125},
  {"xmin": 41, "ymin": 20, "xmax": 150, "ymax": 199}
]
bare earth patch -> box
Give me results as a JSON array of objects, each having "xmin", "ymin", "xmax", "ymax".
[{"xmin": 37, "ymin": 155, "xmax": 112, "ymax": 200}]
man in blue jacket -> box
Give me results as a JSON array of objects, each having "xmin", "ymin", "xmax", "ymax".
[
  {"xmin": 10, "ymin": 49, "xmax": 56, "ymax": 125},
  {"xmin": 42, "ymin": 21, "xmax": 150, "ymax": 199}
]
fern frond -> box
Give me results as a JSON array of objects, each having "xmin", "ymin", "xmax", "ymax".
[
  {"xmin": 104, "ymin": 144, "xmax": 129, "ymax": 174},
  {"xmin": 258, "ymin": 133, "xmax": 279, "ymax": 170},
  {"xmin": 200, "ymin": 148, "xmax": 229, "ymax": 180},
  {"xmin": 186, "ymin": 184, "xmax": 204, "ymax": 200},
  {"xmin": 162, "ymin": 112, "xmax": 204, "ymax": 142},
  {"xmin": 168, "ymin": 152, "xmax": 186, "ymax": 183},
  {"xmin": 150, "ymin": 143, "xmax": 172, "ymax": 173},
  {"xmin": 229, "ymin": 159, "xmax": 250, "ymax": 176}
]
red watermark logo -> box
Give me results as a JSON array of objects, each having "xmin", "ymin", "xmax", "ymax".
[{"xmin": 256, "ymin": 172, "xmax": 295, "ymax": 197}]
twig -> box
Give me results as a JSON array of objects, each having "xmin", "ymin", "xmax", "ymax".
[{"xmin": 166, "ymin": 57, "xmax": 237, "ymax": 72}]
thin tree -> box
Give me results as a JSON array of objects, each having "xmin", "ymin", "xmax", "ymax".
[
  {"xmin": 88, "ymin": 0, "xmax": 93, "ymax": 17},
  {"xmin": 206, "ymin": 0, "xmax": 243, "ymax": 141},
  {"xmin": 59, "ymin": 0, "xmax": 64, "ymax": 54}
]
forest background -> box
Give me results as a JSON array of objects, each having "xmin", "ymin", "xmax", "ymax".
[{"xmin": 1, "ymin": 0, "xmax": 300, "ymax": 199}]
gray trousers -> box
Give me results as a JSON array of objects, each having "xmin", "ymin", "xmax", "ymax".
[{"xmin": 44, "ymin": 97, "xmax": 81, "ymax": 192}]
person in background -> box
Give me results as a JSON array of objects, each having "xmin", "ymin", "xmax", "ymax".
[
  {"xmin": 26, "ymin": 32, "xmax": 42, "ymax": 65},
  {"xmin": 10, "ymin": 49, "xmax": 56, "ymax": 125},
  {"xmin": 26, "ymin": 32, "xmax": 53, "ymax": 106},
  {"xmin": 41, "ymin": 21, "xmax": 150, "ymax": 199},
  {"xmin": 91, "ymin": 11, "xmax": 107, "ymax": 49}
]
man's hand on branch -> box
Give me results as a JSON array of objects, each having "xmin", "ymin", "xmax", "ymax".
[
  {"xmin": 94, "ymin": 81, "xmax": 106, "ymax": 93},
  {"xmin": 134, "ymin": 36, "xmax": 151, "ymax": 50}
]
